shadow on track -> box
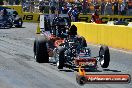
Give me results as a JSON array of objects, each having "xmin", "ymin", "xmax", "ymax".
[
  {"xmin": 103, "ymin": 69, "xmax": 121, "ymax": 72},
  {"xmin": 0, "ymin": 27, "xmax": 26, "ymax": 29},
  {"xmin": 11, "ymin": 27, "xmax": 26, "ymax": 28},
  {"xmin": 59, "ymin": 69, "xmax": 74, "ymax": 72},
  {"xmin": 82, "ymin": 69, "xmax": 102, "ymax": 72}
]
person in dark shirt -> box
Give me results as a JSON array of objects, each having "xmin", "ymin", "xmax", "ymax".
[
  {"xmin": 127, "ymin": 0, "xmax": 132, "ymax": 15},
  {"xmin": 1, "ymin": 8, "xmax": 8, "ymax": 22},
  {"xmin": 93, "ymin": 1, "xmax": 100, "ymax": 11},
  {"xmin": 61, "ymin": 5, "xmax": 69, "ymax": 14},
  {"xmin": 3, "ymin": 8, "xmax": 8, "ymax": 16},
  {"xmin": 71, "ymin": 5, "xmax": 79, "ymax": 22},
  {"xmin": 101, "ymin": 0, "xmax": 106, "ymax": 15},
  {"xmin": 39, "ymin": 1, "xmax": 45, "ymax": 13},
  {"xmin": 68, "ymin": 7, "xmax": 73, "ymax": 22},
  {"xmin": 82, "ymin": 0, "xmax": 90, "ymax": 14},
  {"xmin": 113, "ymin": 0, "xmax": 119, "ymax": 15},
  {"xmin": 59, "ymin": 0, "xmax": 65, "ymax": 14},
  {"xmin": 50, "ymin": 0, "xmax": 57, "ymax": 14},
  {"xmin": 15, "ymin": 0, "xmax": 19, "ymax": 5}
]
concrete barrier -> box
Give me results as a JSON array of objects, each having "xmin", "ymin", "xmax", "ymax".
[
  {"xmin": 72, "ymin": 22, "xmax": 132, "ymax": 50},
  {"xmin": 22, "ymin": 12, "xmax": 41, "ymax": 22},
  {"xmin": 79, "ymin": 14, "xmax": 132, "ymax": 23},
  {"xmin": 2, "ymin": 5, "xmax": 22, "ymax": 15}
]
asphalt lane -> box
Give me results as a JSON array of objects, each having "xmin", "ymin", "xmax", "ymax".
[{"xmin": 0, "ymin": 23, "xmax": 131, "ymax": 88}]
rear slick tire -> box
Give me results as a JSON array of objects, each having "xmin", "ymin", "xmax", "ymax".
[{"xmin": 34, "ymin": 36, "xmax": 49, "ymax": 63}]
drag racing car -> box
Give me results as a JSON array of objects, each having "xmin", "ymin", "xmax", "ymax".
[
  {"xmin": 33, "ymin": 14, "xmax": 110, "ymax": 71},
  {"xmin": 0, "ymin": 7, "xmax": 23, "ymax": 28}
]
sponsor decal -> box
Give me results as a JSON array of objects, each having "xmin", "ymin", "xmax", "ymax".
[
  {"xmin": 76, "ymin": 67, "xmax": 131, "ymax": 85},
  {"xmin": 79, "ymin": 16, "xmax": 132, "ymax": 23},
  {"xmin": 23, "ymin": 15, "xmax": 33, "ymax": 20},
  {"xmin": 22, "ymin": 14, "xmax": 132, "ymax": 23}
]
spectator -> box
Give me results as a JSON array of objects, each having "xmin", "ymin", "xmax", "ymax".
[
  {"xmin": 113, "ymin": 0, "xmax": 119, "ymax": 15},
  {"xmin": 59, "ymin": 0, "xmax": 65, "ymax": 13},
  {"xmin": 68, "ymin": 7, "xmax": 73, "ymax": 22},
  {"xmin": 93, "ymin": 0, "xmax": 100, "ymax": 11},
  {"xmin": 61, "ymin": 4, "xmax": 69, "ymax": 14},
  {"xmin": 82, "ymin": 0, "xmax": 90, "ymax": 14},
  {"xmin": 39, "ymin": 0, "xmax": 45, "ymax": 13},
  {"xmin": 127, "ymin": 0, "xmax": 132, "ymax": 15},
  {"xmin": 120, "ymin": 1, "xmax": 127, "ymax": 15},
  {"xmin": 72, "ymin": 5, "xmax": 79, "ymax": 22},
  {"xmin": 86, "ymin": 1, "xmax": 91, "ymax": 13},
  {"xmin": 23, "ymin": 0, "xmax": 30, "ymax": 12},
  {"xmin": 15, "ymin": 0, "xmax": 19, "ymax": 5},
  {"xmin": 3, "ymin": 0, "xmax": 8, "ymax": 5},
  {"xmin": 30, "ymin": 0, "xmax": 35, "ymax": 13},
  {"xmin": 100, "ymin": 0, "xmax": 106, "ymax": 15},
  {"xmin": 8, "ymin": 0, "xmax": 14, "ymax": 5},
  {"xmin": 50, "ymin": 0, "xmax": 57, "ymax": 14},
  {"xmin": 91, "ymin": 0, "xmax": 95, "ymax": 3},
  {"xmin": 67, "ymin": 2, "xmax": 72, "ymax": 9},
  {"xmin": 75, "ymin": 0, "xmax": 82, "ymax": 13},
  {"xmin": 105, "ymin": 0, "xmax": 113, "ymax": 15}
]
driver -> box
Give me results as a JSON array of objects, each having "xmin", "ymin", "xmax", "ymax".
[
  {"xmin": 3, "ymin": 8, "xmax": 8, "ymax": 16},
  {"xmin": 1, "ymin": 8, "xmax": 8, "ymax": 21},
  {"xmin": 68, "ymin": 24, "xmax": 77, "ymax": 36},
  {"xmin": 78, "ymin": 47, "xmax": 91, "ymax": 58}
]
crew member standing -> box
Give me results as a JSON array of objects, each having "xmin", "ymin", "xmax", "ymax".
[{"xmin": 91, "ymin": 10, "xmax": 102, "ymax": 24}]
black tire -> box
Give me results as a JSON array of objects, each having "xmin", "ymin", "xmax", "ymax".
[
  {"xmin": 34, "ymin": 36, "xmax": 49, "ymax": 63},
  {"xmin": 14, "ymin": 18, "xmax": 23, "ymax": 28},
  {"xmin": 33, "ymin": 39, "xmax": 36, "ymax": 56},
  {"xmin": 56, "ymin": 46, "xmax": 65, "ymax": 69},
  {"xmin": 80, "ymin": 36, "xmax": 87, "ymax": 47},
  {"xmin": 99, "ymin": 45, "xmax": 110, "ymax": 68},
  {"xmin": 76, "ymin": 75, "xmax": 87, "ymax": 85},
  {"xmin": 6, "ymin": 19, "xmax": 13, "ymax": 28}
]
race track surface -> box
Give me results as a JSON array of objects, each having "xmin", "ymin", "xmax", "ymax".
[{"xmin": 0, "ymin": 23, "xmax": 132, "ymax": 88}]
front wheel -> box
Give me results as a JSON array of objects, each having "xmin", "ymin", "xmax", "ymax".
[
  {"xmin": 99, "ymin": 45, "xmax": 110, "ymax": 68},
  {"xmin": 14, "ymin": 18, "xmax": 23, "ymax": 28},
  {"xmin": 56, "ymin": 46, "xmax": 65, "ymax": 69}
]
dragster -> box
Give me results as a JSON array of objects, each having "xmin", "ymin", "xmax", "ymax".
[{"xmin": 33, "ymin": 14, "xmax": 110, "ymax": 71}]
